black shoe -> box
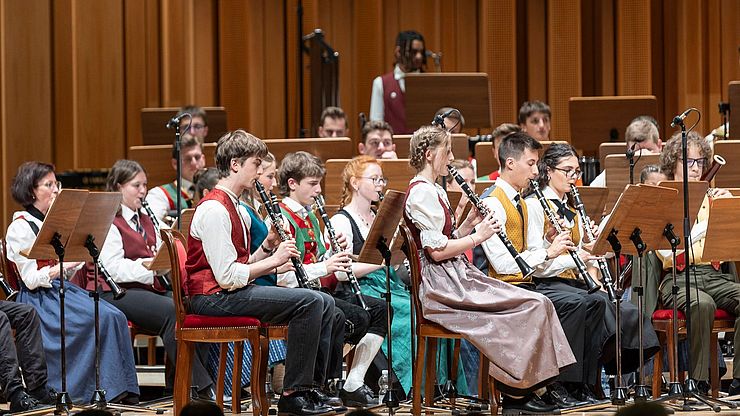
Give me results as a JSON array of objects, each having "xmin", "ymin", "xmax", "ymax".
[
  {"xmin": 310, "ymin": 389, "xmax": 347, "ymax": 413},
  {"xmin": 696, "ymin": 380, "xmax": 711, "ymax": 396},
  {"xmin": 10, "ymin": 391, "xmax": 44, "ymax": 413},
  {"xmin": 339, "ymin": 385, "xmax": 379, "ymax": 408},
  {"xmin": 728, "ymin": 379, "xmax": 740, "ymax": 396},
  {"xmin": 570, "ymin": 384, "xmax": 600, "ymax": 404},
  {"xmin": 28, "ymin": 385, "xmax": 56, "ymax": 405},
  {"xmin": 277, "ymin": 391, "xmax": 335, "ymax": 416},
  {"xmin": 545, "ymin": 383, "xmax": 588, "ymax": 409},
  {"xmin": 501, "ymin": 394, "xmax": 560, "ymax": 415}
]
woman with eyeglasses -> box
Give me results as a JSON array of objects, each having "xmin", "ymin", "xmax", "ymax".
[
  {"xmin": 327, "ymin": 155, "xmax": 415, "ymax": 402},
  {"xmin": 655, "ymin": 131, "xmax": 740, "ymax": 395},
  {"xmin": 5, "ymin": 161, "xmax": 140, "ymax": 404},
  {"xmin": 524, "ymin": 143, "xmax": 660, "ymax": 403}
]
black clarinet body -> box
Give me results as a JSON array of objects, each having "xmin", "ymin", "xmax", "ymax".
[
  {"xmin": 529, "ymin": 180, "xmax": 600, "ymax": 294},
  {"xmin": 254, "ymin": 181, "xmax": 316, "ymax": 289},
  {"xmin": 446, "ymin": 165, "xmax": 535, "ymax": 278},
  {"xmin": 570, "ymin": 185, "xmax": 617, "ymax": 302},
  {"xmin": 314, "ymin": 195, "xmax": 368, "ymax": 310}
]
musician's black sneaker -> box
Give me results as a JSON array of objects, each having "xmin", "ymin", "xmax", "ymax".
[
  {"xmin": 28, "ymin": 385, "xmax": 57, "ymax": 405},
  {"xmin": 10, "ymin": 391, "xmax": 44, "ymax": 413}
]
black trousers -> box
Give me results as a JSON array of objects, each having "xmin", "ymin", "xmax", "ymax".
[
  {"xmin": 534, "ymin": 278, "xmax": 608, "ymax": 386},
  {"xmin": 332, "ymin": 287, "xmax": 388, "ymax": 343},
  {"xmin": 100, "ymin": 289, "xmax": 213, "ymax": 390},
  {"xmin": 0, "ymin": 301, "xmax": 47, "ymax": 398},
  {"xmin": 190, "ymin": 286, "xmax": 344, "ymax": 390}
]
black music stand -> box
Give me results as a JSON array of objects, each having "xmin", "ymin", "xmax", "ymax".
[
  {"xmin": 593, "ymin": 184, "xmax": 679, "ymax": 406},
  {"xmin": 24, "ymin": 190, "xmax": 87, "ymax": 414},
  {"xmin": 358, "ymin": 190, "xmax": 406, "ymax": 414},
  {"xmin": 63, "ymin": 192, "xmax": 122, "ymax": 410}
]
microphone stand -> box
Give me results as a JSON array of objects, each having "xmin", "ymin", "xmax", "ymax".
[
  {"xmin": 174, "ymin": 122, "xmax": 183, "ymax": 231},
  {"xmin": 377, "ymin": 235, "xmax": 400, "ymax": 414},
  {"xmin": 626, "ymin": 145, "xmax": 636, "ymax": 185},
  {"xmin": 605, "ymin": 230, "xmax": 629, "ymax": 405}
]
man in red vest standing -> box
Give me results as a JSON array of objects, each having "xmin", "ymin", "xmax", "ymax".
[{"xmin": 369, "ymin": 30, "xmax": 426, "ymax": 135}]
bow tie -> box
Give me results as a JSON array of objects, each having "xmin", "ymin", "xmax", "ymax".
[{"xmin": 549, "ymin": 199, "xmax": 576, "ymax": 222}]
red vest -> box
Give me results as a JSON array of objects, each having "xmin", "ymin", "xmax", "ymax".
[
  {"xmin": 186, "ymin": 189, "xmax": 250, "ymax": 296},
  {"xmin": 381, "ymin": 71, "xmax": 411, "ymax": 134}
]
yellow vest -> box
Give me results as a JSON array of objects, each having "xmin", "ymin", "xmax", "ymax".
[
  {"xmin": 486, "ymin": 186, "xmax": 531, "ymax": 284},
  {"xmin": 541, "ymin": 199, "xmax": 581, "ymax": 280},
  {"xmin": 657, "ymin": 194, "xmax": 716, "ymax": 270}
]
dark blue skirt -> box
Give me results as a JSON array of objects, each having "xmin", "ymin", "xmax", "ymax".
[{"xmin": 18, "ymin": 280, "xmax": 140, "ymax": 403}]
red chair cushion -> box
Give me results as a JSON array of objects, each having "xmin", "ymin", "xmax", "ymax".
[
  {"xmin": 652, "ymin": 309, "xmax": 735, "ymax": 321},
  {"xmin": 181, "ymin": 314, "xmax": 261, "ymax": 328}
]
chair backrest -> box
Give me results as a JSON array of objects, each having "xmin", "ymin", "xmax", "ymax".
[
  {"xmin": 160, "ymin": 229, "xmax": 189, "ymax": 326},
  {"xmin": 398, "ymin": 224, "xmax": 429, "ymax": 326},
  {"xmin": 0, "ymin": 239, "xmax": 21, "ymax": 291}
]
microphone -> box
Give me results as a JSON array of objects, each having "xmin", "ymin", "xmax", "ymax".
[
  {"xmin": 432, "ymin": 108, "xmax": 457, "ymax": 129},
  {"xmin": 670, "ymin": 108, "xmax": 692, "ymax": 128},
  {"xmin": 625, "ymin": 142, "xmax": 637, "ymax": 159},
  {"xmin": 165, "ymin": 112, "xmax": 190, "ymax": 129}
]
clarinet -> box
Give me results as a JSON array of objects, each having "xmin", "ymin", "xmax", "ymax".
[
  {"xmin": 0, "ymin": 272, "xmax": 18, "ymax": 301},
  {"xmin": 314, "ymin": 195, "xmax": 368, "ymax": 310},
  {"xmin": 140, "ymin": 198, "xmax": 173, "ymax": 291},
  {"xmin": 570, "ymin": 185, "xmax": 617, "ymax": 302},
  {"xmin": 529, "ymin": 180, "xmax": 600, "ymax": 294},
  {"xmin": 96, "ymin": 260, "xmax": 127, "ymax": 300},
  {"xmin": 254, "ymin": 180, "xmax": 317, "ymax": 290},
  {"xmin": 447, "ymin": 165, "xmax": 535, "ymax": 278}
]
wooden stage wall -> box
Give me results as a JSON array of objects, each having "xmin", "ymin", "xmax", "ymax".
[{"xmin": 0, "ymin": 0, "xmax": 738, "ymax": 229}]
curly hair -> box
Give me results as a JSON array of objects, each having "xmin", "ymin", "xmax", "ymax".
[
  {"xmin": 409, "ymin": 125, "xmax": 450, "ymax": 172},
  {"xmin": 339, "ymin": 155, "xmax": 380, "ymax": 209},
  {"xmin": 659, "ymin": 131, "xmax": 710, "ymax": 179}
]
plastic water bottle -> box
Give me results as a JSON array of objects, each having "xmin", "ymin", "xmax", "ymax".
[{"xmin": 378, "ymin": 369, "xmax": 389, "ymax": 397}]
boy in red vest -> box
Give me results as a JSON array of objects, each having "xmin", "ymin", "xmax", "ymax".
[
  {"xmin": 277, "ymin": 151, "xmax": 388, "ymax": 407},
  {"xmin": 186, "ymin": 130, "xmax": 342, "ymax": 416}
]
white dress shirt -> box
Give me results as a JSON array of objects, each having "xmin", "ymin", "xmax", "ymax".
[
  {"xmin": 5, "ymin": 212, "xmax": 55, "ymax": 290},
  {"xmin": 99, "ymin": 205, "xmax": 162, "ymax": 285},
  {"xmin": 479, "ymin": 178, "xmax": 548, "ymax": 276},
  {"xmin": 275, "ymin": 197, "xmax": 330, "ymax": 288},
  {"xmin": 145, "ymin": 178, "xmax": 194, "ymax": 225},
  {"xmin": 189, "ymin": 185, "xmax": 255, "ymax": 291}
]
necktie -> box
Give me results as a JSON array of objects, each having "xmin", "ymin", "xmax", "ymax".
[
  {"xmin": 513, "ymin": 194, "xmax": 524, "ymax": 219},
  {"xmin": 133, "ymin": 213, "xmax": 146, "ymax": 240}
]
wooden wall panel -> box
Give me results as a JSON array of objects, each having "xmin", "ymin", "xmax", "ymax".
[
  {"xmin": 479, "ymin": 0, "xmax": 517, "ymax": 128},
  {"xmin": 616, "ymin": 0, "xmax": 652, "ymax": 95},
  {"xmin": 548, "ymin": 0, "xmax": 582, "ymax": 141},
  {"xmin": 0, "ymin": 0, "xmax": 53, "ymax": 230},
  {"xmin": 525, "ymin": 0, "xmax": 548, "ymax": 102}
]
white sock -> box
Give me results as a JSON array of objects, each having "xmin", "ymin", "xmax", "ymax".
[{"xmin": 343, "ymin": 333, "xmax": 384, "ymax": 392}]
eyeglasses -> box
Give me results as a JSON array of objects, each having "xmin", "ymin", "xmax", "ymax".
[
  {"xmin": 679, "ymin": 158, "xmax": 707, "ymax": 168},
  {"xmin": 552, "ymin": 167, "xmax": 582, "ymax": 179},
  {"xmin": 359, "ymin": 176, "xmax": 388, "ymax": 186},
  {"xmin": 37, "ymin": 181, "xmax": 62, "ymax": 190},
  {"xmin": 183, "ymin": 123, "xmax": 207, "ymax": 132}
]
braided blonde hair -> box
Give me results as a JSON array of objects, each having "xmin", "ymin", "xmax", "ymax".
[
  {"xmin": 409, "ymin": 125, "xmax": 450, "ymax": 172},
  {"xmin": 339, "ymin": 155, "xmax": 379, "ymax": 209}
]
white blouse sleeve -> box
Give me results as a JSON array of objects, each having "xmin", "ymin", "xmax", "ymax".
[
  {"xmin": 99, "ymin": 224, "xmax": 156, "ymax": 285},
  {"xmin": 5, "ymin": 219, "xmax": 53, "ymax": 290},
  {"xmin": 404, "ymin": 182, "xmax": 449, "ymax": 250}
]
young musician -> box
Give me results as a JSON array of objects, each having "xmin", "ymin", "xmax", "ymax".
[
  {"xmin": 329, "ymin": 155, "xmax": 412, "ymax": 398},
  {"xmin": 404, "ymin": 125, "xmax": 574, "ymax": 415},
  {"xmin": 185, "ymin": 130, "xmax": 339, "ymax": 415},
  {"xmin": 5, "ymin": 162, "xmax": 139, "ymax": 404},
  {"xmin": 88, "ymin": 159, "xmax": 214, "ymax": 397},
  {"xmin": 518, "ymin": 101, "xmax": 551, "ymax": 142},
  {"xmin": 655, "ymin": 131, "xmax": 740, "ymax": 395},
  {"xmin": 522, "ymin": 143, "xmax": 660, "ymax": 405},
  {"xmin": 145, "ymin": 132, "xmax": 206, "ymax": 224},
  {"xmin": 0, "ymin": 299, "xmax": 54, "ymax": 411},
  {"xmin": 477, "ymin": 123, "xmax": 521, "ymax": 181},
  {"xmin": 197, "ymin": 156, "xmax": 289, "ymax": 398},
  {"xmin": 277, "ymin": 151, "xmax": 388, "ymax": 407}
]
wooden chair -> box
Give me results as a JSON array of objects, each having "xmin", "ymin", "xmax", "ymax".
[
  {"xmin": 160, "ymin": 229, "xmax": 268, "ymax": 415},
  {"xmin": 398, "ymin": 224, "xmax": 493, "ymax": 414},
  {"xmin": 651, "ymin": 308, "xmax": 735, "ymax": 399}
]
